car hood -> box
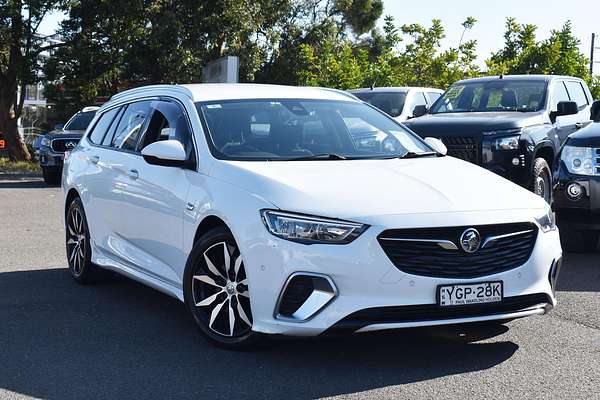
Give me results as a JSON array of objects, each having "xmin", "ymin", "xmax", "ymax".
[
  {"xmin": 211, "ymin": 156, "xmax": 546, "ymax": 220},
  {"xmin": 403, "ymin": 112, "xmax": 545, "ymax": 137},
  {"xmin": 44, "ymin": 130, "xmax": 85, "ymax": 140},
  {"xmin": 566, "ymin": 122, "xmax": 600, "ymax": 147}
]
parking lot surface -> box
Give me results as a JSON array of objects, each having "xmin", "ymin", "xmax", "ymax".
[{"xmin": 1, "ymin": 178, "xmax": 599, "ymax": 400}]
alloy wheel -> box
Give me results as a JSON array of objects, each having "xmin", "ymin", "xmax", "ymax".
[
  {"xmin": 66, "ymin": 206, "xmax": 87, "ymax": 276},
  {"xmin": 191, "ymin": 242, "xmax": 252, "ymax": 337}
]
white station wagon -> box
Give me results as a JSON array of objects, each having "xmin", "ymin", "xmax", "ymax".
[{"xmin": 62, "ymin": 84, "xmax": 562, "ymax": 348}]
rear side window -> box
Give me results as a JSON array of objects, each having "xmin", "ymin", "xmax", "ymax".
[
  {"xmin": 111, "ymin": 101, "xmax": 152, "ymax": 151},
  {"xmin": 565, "ymin": 81, "xmax": 589, "ymax": 108},
  {"xmin": 88, "ymin": 108, "xmax": 120, "ymax": 144}
]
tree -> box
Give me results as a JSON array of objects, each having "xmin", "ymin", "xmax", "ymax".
[
  {"xmin": 335, "ymin": 0, "xmax": 383, "ymax": 37},
  {"xmin": 487, "ymin": 18, "xmax": 590, "ymax": 80},
  {"xmin": 45, "ymin": 0, "xmax": 292, "ymax": 118},
  {"xmin": 295, "ymin": 16, "xmax": 480, "ymax": 90},
  {"xmin": 0, "ymin": 0, "xmax": 65, "ymax": 161},
  {"xmin": 256, "ymin": 0, "xmax": 383, "ymax": 85}
]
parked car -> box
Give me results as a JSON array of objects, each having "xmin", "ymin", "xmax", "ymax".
[
  {"xmin": 39, "ymin": 106, "xmax": 99, "ymax": 185},
  {"xmin": 404, "ymin": 75, "xmax": 594, "ymax": 203},
  {"xmin": 62, "ymin": 84, "xmax": 561, "ymax": 349},
  {"xmin": 349, "ymin": 87, "xmax": 443, "ymax": 122},
  {"xmin": 553, "ymin": 104, "xmax": 600, "ymax": 252}
]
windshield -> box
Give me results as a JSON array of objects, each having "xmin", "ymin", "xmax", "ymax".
[
  {"xmin": 352, "ymin": 92, "xmax": 406, "ymax": 117},
  {"xmin": 430, "ymin": 80, "xmax": 547, "ymax": 114},
  {"xmin": 196, "ymin": 99, "xmax": 432, "ymax": 161},
  {"xmin": 64, "ymin": 111, "xmax": 96, "ymax": 131}
]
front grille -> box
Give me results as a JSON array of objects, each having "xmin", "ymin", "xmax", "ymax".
[
  {"xmin": 51, "ymin": 139, "xmax": 79, "ymax": 153},
  {"xmin": 442, "ymin": 137, "xmax": 480, "ymax": 164},
  {"xmin": 324, "ymin": 293, "xmax": 550, "ymax": 334},
  {"xmin": 595, "ymin": 148, "xmax": 600, "ymax": 175},
  {"xmin": 378, "ymin": 222, "xmax": 538, "ymax": 278}
]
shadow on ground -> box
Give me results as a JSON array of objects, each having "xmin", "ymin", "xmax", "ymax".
[
  {"xmin": 556, "ymin": 253, "xmax": 600, "ymax": 292},
  {"xmin": 0, "ymin": 268, "xmax": 518, "ymax": 400}
]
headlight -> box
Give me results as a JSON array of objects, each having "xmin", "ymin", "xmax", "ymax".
[
  {"xmin": 492, "ymin": 135, "xmax": 520, "ymax": 150},
  {"xmin": 561, "ymin": 145, "xmax": 596, "ymax": 175},
  {"xmin": 261, "ymin": 210, "xmax": 368, "ymax": 244},
  {"xmin": 40, "ymin": 137, "xmax": 51, "ymax": 147},
  {"xmin": 534, "ymin": 205, "xmax": 557, "ymax": 233}
]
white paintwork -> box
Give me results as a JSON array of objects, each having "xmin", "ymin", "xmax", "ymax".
[
  {"xmin": 63, "ymin": 83, "xmax": 561, "ymax": 337},
  {"xmin": 141, "ymin": 140, "xmax": 187, "ymax": 161}
]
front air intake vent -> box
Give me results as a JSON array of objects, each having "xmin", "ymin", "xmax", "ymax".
[{"xmin": 276, "ymin": 273, "xmax": 337, "ymax": 321}]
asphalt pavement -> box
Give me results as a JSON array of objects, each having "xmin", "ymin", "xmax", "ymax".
[{"xmin": 1, "ymin": 178, "xmax": 599, "ymax": 400}]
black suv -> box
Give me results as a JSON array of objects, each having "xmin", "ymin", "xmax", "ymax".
[
  {"xmin": 553, "ymin": 103, "xmax": 600, "ymax": 252},
  {"xmin": 404, "ymin": 75, "xmax": 595, "ymax": 202}
]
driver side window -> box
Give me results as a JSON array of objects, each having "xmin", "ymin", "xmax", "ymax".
[
  {"xmin": 139, "ymin": 100, "xmax": 195, "ymax": 162},
  {"xmin": 552, "ymin": 82, "xmax": 570, "ymax": 111}
]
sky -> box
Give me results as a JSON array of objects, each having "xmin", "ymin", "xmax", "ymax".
[{"xmin": 38, "ymin": 0, "xmax": 599, "ymax": 73}]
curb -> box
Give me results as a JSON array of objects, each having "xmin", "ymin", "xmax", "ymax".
[{"xmin": 0, "ymin": 172, "xmax": 42, "ymax": 180}]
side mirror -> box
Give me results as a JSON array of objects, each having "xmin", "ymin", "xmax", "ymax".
[
  {"xmin": 424, "ymin": 137, "xmax": 447, "ymax": 155},
  {"xmin": 54, "ymin": 123, "xmax": 65, "ymax": 131},
  {"xmin": 141, "ymin": 140, "xmax": 188, "ymax": 167},
  {"xmin": 556, "ymin": 101, "xmax": 578, "ymax": 117},
  {"xmin": 591, "ymin": 100, "xmax": 600, "ymax": 122},
  {"xmin": 412, "ymin": 105, "xmax": 428, "ymax": 118}
]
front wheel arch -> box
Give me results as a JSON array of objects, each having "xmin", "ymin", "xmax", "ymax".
[
  {"xmin": 65, "ymin": 188, "xmax": 81, "ymax": 219},
  {"xmin": 534, "ymin": 145, "xmax": 556, "ymax": 171}
]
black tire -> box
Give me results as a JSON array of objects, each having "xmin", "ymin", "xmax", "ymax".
[
  {"xmin": 560, "ymin": 228, "xmax": 599, "ymax": 253},
  {"xmin": 42, "ymin": 167, "xmax": 61, "ymax": 186},
  {"xmin": 183, "ymin": 225, "xmax": 261, "ymax": 350},
  {"xmin": 531, "ymin": 158, "xmax": 552, "ymax": 204},
  {"xmin": 65, "ymin": 197, "xmax": 99, "ymax": 283}
]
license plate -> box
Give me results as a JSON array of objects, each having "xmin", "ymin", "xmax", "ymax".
[{"xmin": 438, "ymin": 281, "xmax": 503, "ymax": 307}]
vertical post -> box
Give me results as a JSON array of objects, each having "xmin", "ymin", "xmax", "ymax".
[{"xmin": 591, "ymin": 33, "xmax": 596, "ymax": 76}]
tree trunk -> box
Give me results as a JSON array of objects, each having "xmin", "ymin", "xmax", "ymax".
[{"xmin": 0, "ymin": 114, "xmax": 30, "ymax": 161}]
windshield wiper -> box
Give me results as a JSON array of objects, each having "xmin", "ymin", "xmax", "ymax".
[
  {"xmin": 396, "ymin": 151, "xmax": 440, "ymax": 159},
  {"xmin": 286, "ymin": 153, "xmax": 348, "ymax": 161}
]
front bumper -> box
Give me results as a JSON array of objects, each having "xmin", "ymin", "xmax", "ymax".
[
  {"xmin": 241, "ymin": 209, "xmax": 561, "ymax": 336},
  {"xmin": 39, "ymin": 146, "xmax": 65, "ymax": 168},
  {"xmin": 553, "ymin": 163, "xmax": 600, "ymax": 230}
]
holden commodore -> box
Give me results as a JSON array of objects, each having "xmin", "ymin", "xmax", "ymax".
[{"xmin": 62, "ymin": 84, "xmax": 562, "ymax": 348}]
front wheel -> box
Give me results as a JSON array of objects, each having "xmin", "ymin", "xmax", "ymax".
[
  {"xmin": 183, "ymin": 226, "xmax": 261, "ymax": 349},
  {"xmin": 42, "ymin": 167, "xmax": 61, "ymax": 186},
  {"xmin": 560, "ymin": 228, "xmax": 599, "ymax": 253},
  {"xmin": 531, "ymin": 158, "xmax": 552, "ymax": 204}
]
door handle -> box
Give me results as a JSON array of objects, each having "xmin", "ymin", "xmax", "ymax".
[
  {"xmin": 90, "ymin": 155, "xmax": 100, "ymax": 164},
  {"xmin": 128, "ymin": 169, "xmax": 139, "ymax": 180},
  {"xmin": 575, "ymin": 122, "xmax": 584, "ymax": 129}
]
